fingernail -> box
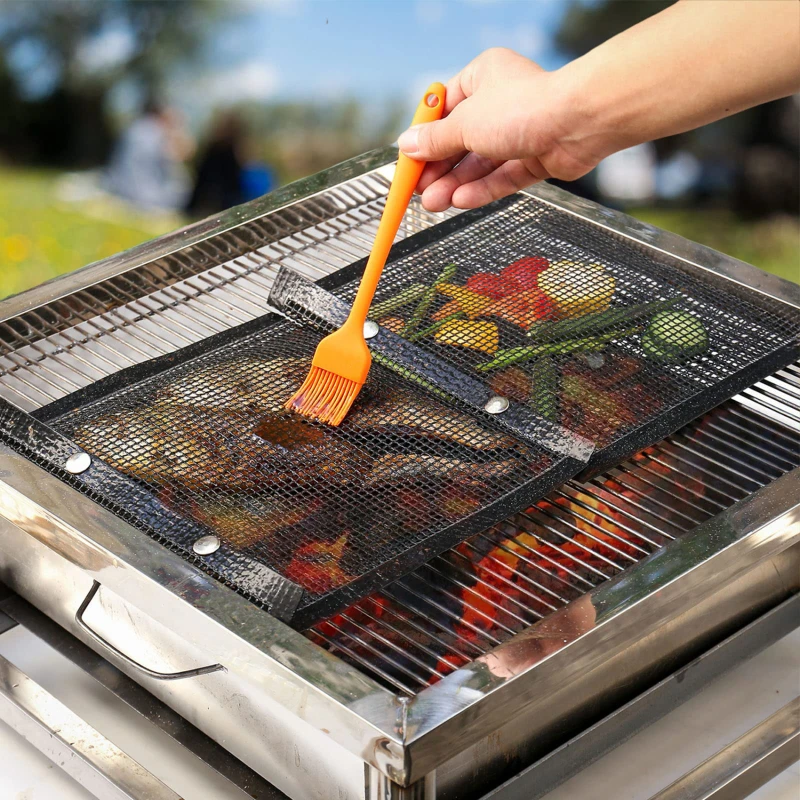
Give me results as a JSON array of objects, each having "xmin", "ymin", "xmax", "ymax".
[{"xmin": 398, "ymin": 126, "xmax": 420, "ymax": 155}]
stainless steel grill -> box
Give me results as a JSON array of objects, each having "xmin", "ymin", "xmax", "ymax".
[{"xmin": 0, "ymin": 147, "xmax": 797, "ymax": 800}]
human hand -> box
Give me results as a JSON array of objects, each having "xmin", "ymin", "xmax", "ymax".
[
  {"xmin": 399, "ymin": 2, "xmax": 800, "ymax": 213},
  {"xmin": 398, "ymin": 48, "xmax": 598, "ymax": 212}
]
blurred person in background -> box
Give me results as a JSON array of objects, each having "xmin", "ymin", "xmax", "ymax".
[
  {"xmin": 105, "ymin": 98, "xmax": 194, "ymax": 212},
  {"xmin": 187, "ymin": 110, "xmax": 276, "ymax": 218},
  {"xmin": 187, "ymin": 110, "xmax": 245, "ymax": 218},
  {"xmin": 734, "ymin": 94, "xmax": 799, "ymax": 219}
]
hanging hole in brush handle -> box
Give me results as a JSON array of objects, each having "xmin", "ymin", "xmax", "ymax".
[{"xmin": 75, "ymin": 581, "xmax": 225, "ymax": 681}]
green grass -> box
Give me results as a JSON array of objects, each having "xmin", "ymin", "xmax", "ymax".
[
  {"xmin": 0, "ymin": 167, "xmax": 178, "ymax": 300},
  {"xmin": 0, "ymin": 168, "xmax": 797, "ymax": 302},
  {"xmin": 631, "ymin": 208, "xmax": 799, "ymax": 284}
]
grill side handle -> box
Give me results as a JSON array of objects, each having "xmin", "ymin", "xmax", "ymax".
[{"xmin": 76, "ymin": 580, "xmax": 226, "ymax": 681}]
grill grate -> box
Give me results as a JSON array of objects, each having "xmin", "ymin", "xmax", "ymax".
[
  {"xmin": 0, "ymin": 173, "xmax": 460, "ymax": 412},
  {"xmin": 304, "ymin": 366, "xmax": 800, "ymax": 695}
]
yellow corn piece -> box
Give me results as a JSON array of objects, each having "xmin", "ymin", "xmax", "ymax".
[
  {"xmin": 436, "ymin": 283, "xmax": 494, "ymax": 318},
  {"xmin": 434, "ymin": 318, "xmax": 500, "ymax": 354},
  {"xmin": 538, "ymin": 263, "xmax": 616, "ymax": 318}
]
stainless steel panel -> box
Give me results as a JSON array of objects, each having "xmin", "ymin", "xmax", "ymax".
[
  {"xmin": 480, "ymin": 593, "xmax": 800, "ymax": 800},
  {"xmin": 647, "ymin": 697, "xmax": 799, "ymax": 800},
  {"xmin": 0, "ymin": 651, "xmax": 181, "ymax": 800},
  {"xmin": 0, "ymin": 516, "xmax": 376, "ymax": 800},
  {"xmin": 0, "ymin": 588, "xmax": 288, "ymax": 800}
]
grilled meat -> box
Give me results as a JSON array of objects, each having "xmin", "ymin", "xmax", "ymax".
[
  {"xmin": 73, "ymin": 403, "xmax": 364, "ymax": 491},
  {"xmin": 350, "ymin": 388, "xmax": 517, "ymax": 451},
  {"xmin": 189, "ymin": 496, "xmax": 315, "ymax": 549},
  {"xmin": 366, "ymin": 454, "xmax": 517, "ymax": 485},
  {"xmin": 161, "ymin": 357, "xmax": 310, "ymax": 413}
]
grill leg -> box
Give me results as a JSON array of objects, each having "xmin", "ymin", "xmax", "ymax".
[{"xmin": 367, "ymin": 766, "xmax": 436, "ymax": 799}]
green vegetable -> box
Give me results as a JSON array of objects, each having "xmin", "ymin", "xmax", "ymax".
[
  {"xmin": 372, "ymin": 352, "xmax": 451, "ymax": 402},
  {"xmin": 527, "ymin": 297, "xmax": 682, "ymax": 343},
  {"xmin": 406, "ymin": 312, "xmax": 466, "ymax": 342},
  {"xmin": 476, "ymin": 326, "xmax": 641, "ymax": 372},
  {"xmin": 642, "ymin": 310, "xmax": 708, "ymax": 363},
  {"xmin": 402, "ymin": 263, "xmax": 458, "ymax": 336},
  {"xmin": 369, "ymin": 284, "xmax": 427, "ymax": 319},
  {"xmin": 530, "ymin": 357, "xmax": 559, "ymax": 421}
]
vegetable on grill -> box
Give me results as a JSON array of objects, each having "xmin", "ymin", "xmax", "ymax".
[
  {"xmin": 501, "ymin": 256, "xmax": 550, "ymax": 289},
  {"xmin": 475, "ymin": 325, "xmax": 641, "ymax": 372},
  {"xmin": 435, "ymin": 282, "xmax": 494, "ymax": 318},
  {"xmin": 465, "ymin": 272, "xmax": 522, "ymax": 299},
  {"xmin": 402, "ymin": 262, "xmax": 457, "ymax": 335},
  {"xmin": 369, "ymin": 283, "xmax": 427, "ymax": 318},
  {"xmin": 642, "ymin": 310, "xmax": 708, "ymax": 363},
  {"xmin": 530, "ymin": 357, "xmax": 559, "ymax": 421},
  {"xmin": 406, "ymin": 311, "xmax": 466, "ymax": 342},
  {"xmin": 376, "ymin": 316, "xmax": 406, "ymax": 334},
  {"xmin": 479, "ymin": 289, "xmax": 554, "ymax": 329},
  {"xmin": 431, "ymin": 299, "xmax": 463, "ymax": 322},
  {"xmin": 488, "ymin": 367, "xmax": 531, "ymax": 403},
  {"xmin": 538, "ymin": 261, "xmax": 616, "ymax": 318},
  {"xmin": 527, "ymin": 297, "xmax": 682, "ymax": 342},
  {"xmin": 433, "ymin": 318, "xmax": 500, "ymax": 354}
]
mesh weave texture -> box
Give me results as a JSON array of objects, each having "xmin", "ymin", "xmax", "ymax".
[
  {"xmin": 327, "ymin": 196, "xmax": 799, "ymax": 455},
  {"xmin": 51, "ymin": 318, "xmax": 565, "ymax": 623}
]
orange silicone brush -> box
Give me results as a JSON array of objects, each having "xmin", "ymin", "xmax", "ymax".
[{"xmin": 285, "ymin": 82, "xmax": 446, "ymax": 426}]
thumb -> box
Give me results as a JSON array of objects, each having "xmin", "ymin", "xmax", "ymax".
[{"xmin": 398, "ymin": 114, "xmax": 466, "ymax": 161}]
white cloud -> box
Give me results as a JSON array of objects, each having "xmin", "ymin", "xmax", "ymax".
[
  {"xmin": 414, "ymin": 0, "xmax": 446, "ymax": 25},
  {"xmin": 478, "ymin": 23, "xmax": 547, "ymax": 60},
  {"xmin": 208, "ymin": 61, "xmax": 279, "ymax": 102},
  {"xmin": 77, "ymin": 27, "xmax": 136, "ymax": 73}
]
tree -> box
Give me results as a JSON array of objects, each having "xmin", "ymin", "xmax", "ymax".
[
  {"xmin": 0, "ymin": 0, "xmax": 222, "ymax": 166},
  {"xmin": 556, "ymin": 0, "xmax": 673, "ymax": 57}
]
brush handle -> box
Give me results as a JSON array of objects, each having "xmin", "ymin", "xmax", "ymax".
[{"xmin": 344, "ymin": 82, "xmax": 446, "ymax": 329}]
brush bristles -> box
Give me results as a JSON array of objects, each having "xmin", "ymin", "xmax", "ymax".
[{"xmin": 285, "ymin": 366, "xmax": 363, "ymax": 426}]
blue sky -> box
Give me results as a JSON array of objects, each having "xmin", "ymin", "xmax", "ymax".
[
  {"xmin": 5, "ymin": 0, "xmax": 580, "ymax": 126},
  {"xmin": 172, "ymin": 0, "xmax": 573, "ymax": 116}
]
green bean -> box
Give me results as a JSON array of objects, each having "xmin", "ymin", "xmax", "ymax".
[
  {"xmin": 530, "ymin": 357, "xmax": 559, "ymax": 421},
  {"xmin": 372, "ymin": 352, "xmax": 451, "ymax": 402},
  {"xmin": 401, "ymin": 263, "xmax": 458, "ymax": 336},
  {"xmin": 476, "ymin": 326, "xmax": 641, "ymax": 372},
  {"xmin": 369, "ymin": 284, "xmax": 427, "ymax": 319},
  {"xmin": 527, "ymin": 297, "xmax": 682, "ymax": 343},
  {"xmin": 405, "ymin": 312, "xmax": 466, "ymax": 342}
]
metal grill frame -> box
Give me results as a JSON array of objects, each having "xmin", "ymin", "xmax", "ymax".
[{"xmin": 0, "ymin": 147, "xmax": 798, "ymax": 797}]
